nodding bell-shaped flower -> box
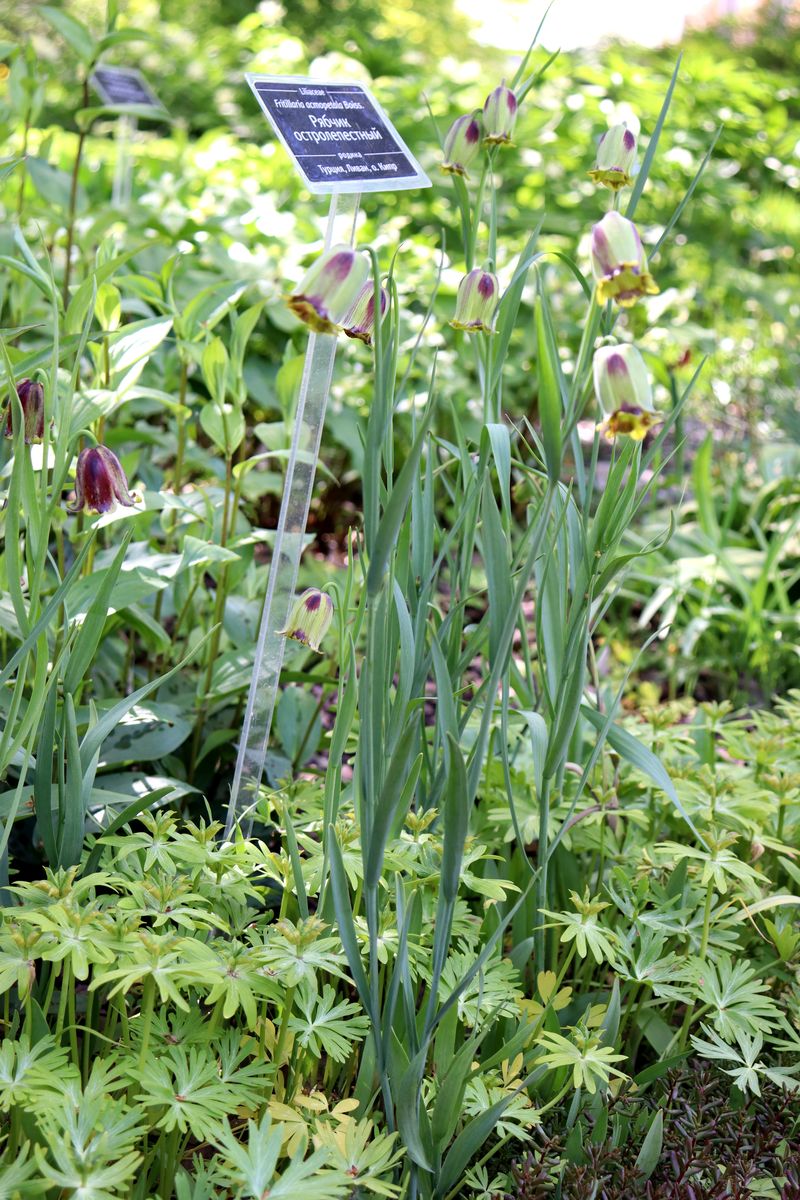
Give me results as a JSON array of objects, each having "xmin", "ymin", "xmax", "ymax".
[
  {"xmin": 279, "ymin": 588, "xmax": 334, "ymax": 652},
  {"xmin": 590, "ymin": 212, "xmax": 659, "ymax": 308},
  {"xmin": 482, "ymin": 84, "xmax": 517, "ymax": 147},
  {"xmin": 4, "ymin": 378, "xmax": 45, "ymax": 444},
  {"xmin": 286, "ymin": 245, "xmax": 370, "ymax": 335},
  {"xmin": 588, "ymin": 124, "xmax": 637, "ymax": 191},
  {"xmin": 441, "ymin": 113, "xmax": 482, "ymax": 177},
  {"xmin": 450, "ymin": 268, "xmax": 499, "ymax": 334},
  {"xmin": 68, "ymin": 445, "xmax": 137, "ymax": 514},
  {"xmin": 340, "ymin": 281, "xmax": 388, "ymax": 346},
  {"xmin": 593, "ymin": 343, "xmax": 659, "ymax": 441}
]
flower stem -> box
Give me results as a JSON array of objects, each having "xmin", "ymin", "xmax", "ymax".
[
  {"xmin": 62, "ymin": 79, "xmax": 90, "ymax": 308},
  {"xmin": 137, "ymin": 976, "xmax": 156, "ymax": 1073},
  {"xmin": 266, "ymin": 983, "xmax": 296, "ymax": 1104}
]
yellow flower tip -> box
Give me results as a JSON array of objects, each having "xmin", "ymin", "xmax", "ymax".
[
  {"xmin": 597, "ymin": 408, "xmax": 661, "ymax": 442},
  {"xmin": 595, "ymin": 267, "xmax": 659, "ymax": 308},
  {"xmin": 285, "ymin": 294, "xmax": 340, "ymax": 335},
  {"xmin": 483, "ymin": 134, "xmax": 515, "ymax": 148},
  {"xmin": 440, "ymin": 162, "xmax": 468, "ymax": 177},
  {"xmin": 449, "ymin": 318, "xmax": 496, "ymax": 334},
  {"xmin": 342, "ymin": 326, "xmax": 372, "ymax": 345},
  {"xmin": 587, "ymin": 167, "xmax": 634, "ymax": 191}
]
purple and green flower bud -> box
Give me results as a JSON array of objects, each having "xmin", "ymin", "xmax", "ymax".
[
  {"xmin": 441, "ymin": 113, "xmax": 482, "ymax": 177},
  {"xmin": 340, "ymin": 281, "xmax": 388, "ymax": 346},
  {"xmin": 588, "ymin": 124, "xmax": 637, "ymax": 191},
  {"xmin": 450, "ymin": 268, "xmax": 500, "ymax": 334},
  {"xmin": 279, "ymin": 587, "xmax": 334, "ymax": 652},
  {"xmin": 286, "ymin": 245, "xmax": 370, "ymax": 335},
  {"xmin": 4, "ymin": 378, "xmax": 45, "ymax": 444},
  {"xmin": 590, "ymin": 212, "xmax": 659, "ymax": 308},
  {"xmin": 482, "ymin": 84, "xmax": 517, "ymax": 147},
  {"xmin": 593, "ymin": 343, "xmax": 659, "ymax": 441},
  {"xmin": 68, "ymin": 445, "xmax": 137, "ymax": 515}
]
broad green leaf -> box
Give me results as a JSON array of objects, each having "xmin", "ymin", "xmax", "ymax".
[
  {"xmin": 635, "ymin": 1109, "xmax": 664, "ymax": 1179},
  {"xmin": 41, "ymin": 6, "xmax": 96, "ymax": 61}
]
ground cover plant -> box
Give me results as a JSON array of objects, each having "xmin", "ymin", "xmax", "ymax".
[{"xmin": 1, "ymin": 1, "xmax": 800, "ymax": 1197}]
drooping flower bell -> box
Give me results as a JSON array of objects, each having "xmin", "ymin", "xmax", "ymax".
[
  {"xmin": 68, "ymin": 445, "xmax": 137, "ymax": 514},
  {"xmin": 482, "ymin": 84, "xmax": 517, "ymax": 147},
  {"xmin": 590, "ymin": 212, "xmax": 659, "ymax": 308},
  {"xmin": 450, "ymin": 268, "xmax": 500, "ymax": 334},
  {"xmin": 4, "ymin": 378, "xmax": 45, "ymax": 444},
  {"xmin": 441, "ymin": 113, "xmax": 482, "ymax": 177},
  {"xmin": 286, "ymin": 245, "xmax": 370, "ymax": 335},
  {"xmin": 593, "ymin": 343, "xmax": 659, "ymax": 441},
  {"xmin": 588, "ymin": 124, "xmax": 637, "ymax": 191},
  {"xmin": 279, "ymin": 588, "xmax": 334, "ymax": 652},
  {"xmin": 340, "ymin": 281, "xmax": 388, "ymax": 346}
]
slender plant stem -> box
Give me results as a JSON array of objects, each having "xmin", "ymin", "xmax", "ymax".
[
  {"xmin": 137, "ymin": 976, "xmax": 156, "ymax": 1072},
  {"xmin": 698, "ymin": 880, "xmax": 715, "ymax": 960},
  {"xmin": 62, "ymin": 79, "xmax": 90, "ymax": 308},
  {"xmin": 534, "ymin": 776, "xmax": 552, "ymax": 971},
  {"xmin": 266, "ymin": 983, "xmax": 296, "ymax": 1103},
  {"xmin": 55, "ymin": 961, "xmax": 70, "ymax": 1042}
]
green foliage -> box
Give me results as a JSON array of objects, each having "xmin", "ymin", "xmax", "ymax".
[{"xmin": 1, "ymin": 1, "xmax": 800, "ymax": 1195}]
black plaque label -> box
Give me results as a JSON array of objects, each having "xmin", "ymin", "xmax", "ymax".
[
  {"xmin": 90, "ymin": 66, "xmax": 161, "ymax": 110},
  {"xmin": 247, "ymin": 75, "xmax": 430, "ymax": 195}
]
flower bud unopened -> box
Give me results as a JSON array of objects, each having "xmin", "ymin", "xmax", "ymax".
[
  {"xmin": 4, "ymin": 378, "xmax": 45, "ymax": 444},
  {"xmin": 68, "ymin": 446, "xmax": 137, "ymax": 514},
  {"xmin": 590, "ymin": 212, "xmax": 659, "ymax": 307},
  {"xmin": 589, "ymin": 124, "xmax": 637, "ymax": 191},
  {"xmin": 279, "ymin": 588, "xmax": 334, "ymax": 652},
  {"xmin": 286, "ymin": 245, "xmax": 370, "ymax": 335},
  {"xmin": 593, "ymin": 343, "xmax": 658, "ymax": 441},
  {"xmin": 450, "ymin": 268, "xmax": 499, "ymax": 334},
  {"xmin": 340, "ymin": 281, "xmax": 388, "ymax": 346},
  {"xmin": 441, "ymin": 113, "xmax": 481, "ymax": 177},
  {"xmin": 482, "ymin": 85, "xmax": 517, "ymax": 147}
]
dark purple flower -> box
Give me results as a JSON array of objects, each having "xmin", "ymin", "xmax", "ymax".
[
  {"xmin": 4, "ymin": 378, "xmax": 45, "ymax": 444},
  {"xmin": 68, "ymin": 446, "xmax": 136, "ymax": 515}
]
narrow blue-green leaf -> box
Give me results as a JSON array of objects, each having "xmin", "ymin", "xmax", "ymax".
[
  {"xmin": 653, "ymin": 126, "xmax": 721, "ymax": 257},
  {"xmin": 581, "ymin": 705, "xmax": 708, "ymax": 846},
  {"xmin": 327, "ymin": 825, "xmax": 371, "ymax": 1008},
  {"xmin": 534, "ymin": 294, "xmax": 563, "ymax": 483},
  {"xmin": 59, "ymin": 695, "xmax": 85, "ymax": 867},
  {"xmin": 34, "ymin": 687, "xmax": 59, "ymax": 864},
  {"xmin": 627, "ymin": 54, "xmax": 682, "ymax": 218},
  {"xmin": 63, "ymin": 530, "xmax": 132, "ymax": 693},
  {"xmin": 80, "ymin": 628, "xmax": 214, "ymax": 779},
  {"xmin": 367, "ymin": 397, "xmax": 435, "ymax": 596},
  {"xmin": 282, "ymin": 803, "xmax": 308, "ymax": 920}
]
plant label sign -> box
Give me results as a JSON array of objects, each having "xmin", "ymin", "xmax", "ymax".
[
  {"xmin": 90, "ymin": 66, "xmax": 163, "ymax": 111},
  {"xmin": 246, "ymin": 74, "xmax": 431, "ymax": 195}
]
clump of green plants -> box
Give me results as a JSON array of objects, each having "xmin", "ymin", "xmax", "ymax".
[{"xmin": 1, "ymin": 2, "xmax": 800, "ymax": 1197}]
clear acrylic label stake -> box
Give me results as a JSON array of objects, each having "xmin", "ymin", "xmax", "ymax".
[{"xmin": 226, "ymin": 190, "xmax": 361, "ymax": 835}]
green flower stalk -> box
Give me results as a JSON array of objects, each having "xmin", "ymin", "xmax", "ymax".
[
  {"xmin": 441, "ymin": 112, "xmax": 482, "ymax": 177},
  {"xmin": 482, "ymin": 84, "xmax": 517, "ymax": 147},
  {"xmin": 286, "ymin": 245, "xmax": 370, "ymax": 335},
  {"xmin": 67, "ymin": 446, "xmax": 137, "ymax": 515},
  {"xmin": 4, "ymin": 378, "xmax": 44, "ymax": 444},
  {"xmin": 588, "ymin": 123, "xmax": 637, "ymax": 191},
  {"xmin": 450, "ymin": 268, "xmax": 499, "ymax": 334},
  {"xmin": 590, "ymin": 211, "xmax": 659, "ymax": 307},
  {"xmin": 279, "ymin": 588, "xmax": 334, "ymax": 652},
  {"xmin": 340, "ymin": 281, "xmax": 388, "ymax": 346},
  {"xmin": 593, "ymin": 343, "xmax": 659, "ymax": 441}
]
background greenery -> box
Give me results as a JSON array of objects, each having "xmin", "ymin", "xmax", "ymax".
[{"xmin": 2, "ymin": 1, "xmax": 800, "ymax": 1196}]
